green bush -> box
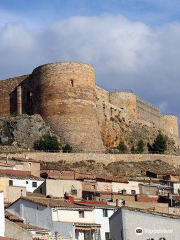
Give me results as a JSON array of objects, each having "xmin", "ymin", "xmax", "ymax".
[
  {"xmin": 131, "ymin": 140, "xmax": 145, "ymax": 154},
  {"xmin": 117, "ymin": 141, "xmax": 128, "ymax": 153},
  {"xmin": 36, "ymin": 134, "xmax": 61, "ymax": 152},
  {"xmin": 62, "ymin": 143, "xmax": 73, "ymax": 153},
  {"xmin": 137, "ymin": 140, "xmax": 145, "ymax": 153},
  {"xmin": 153, "ymin": 132, "xmax": 167, "ymax": 154}
]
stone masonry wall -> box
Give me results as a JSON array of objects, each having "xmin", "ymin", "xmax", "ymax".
[
  {"xmin": 1, "ymin": 152, "xmax": 180, "ymax": 167},
  {"xmin": 161, "ymin": 114, "xmax": 179, "ymax": 137},
  {"xmin": 31, "ymin": 62, "xmax": 105, "ymax": 152},
  {"xmin": 136, "ymin": 97, "xmax": 161, "ymax": 126},
  {"xmin": 0, "ymin": 75, "xmax": 29, "ymax": 116}
]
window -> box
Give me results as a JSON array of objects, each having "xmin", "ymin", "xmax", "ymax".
[
  {"xmin": 70, "ymin": 79, "xmax": 74, "ymax": 87},
  {"xmin": 105, "ymin": 232, "xmax": 110, "ymax": 240},
  {"xmin": 170, "ymin": 128, "xmax": 173, "ymax": 134},
  {"xmin": 28, "ymin": 162, "xmax": 32, "ymax": 167},
  {"xmin": 103, "ymin": 209, "xmax": 108, "ymax": 217},
  {"xmin": 26, "ymin": 91, "xmax": 33, "ymax": 102},
  {"xmin": 92, "ymin": 185, "xmax": 96, "ymax": 190},
  {"xmin": 26, "ymin": 181, "xmax": 28, "ymax": 184},
  {"xmin": 131, "ymin": 190, "xmax": 136, "ymax": 195},
  {"xmin": 71, "ymin": 185, "xmax": 77, "ymax": 196},
  {"xmin": 9, "ymin": 180, "xmax": 13, "ymax": 186},
  {"xmin": 32, "ymin": 182, "xmax": 37, "ymax": 188},
  {"xmin": 79, "ymin": 211, "xmax": 84, "ymax": 218},
  {"xmin": 71, "ymin": 189, "xmax": 77, "ymax": 196}
]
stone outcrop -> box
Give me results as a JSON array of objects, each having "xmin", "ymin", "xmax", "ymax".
[
  {"xmin": 0, "ymin": 114, "xmax": 51, "ymax": 149},
  {"xmin": 96, "ymin": 93, "xmax": 180, "ymax": 155}
]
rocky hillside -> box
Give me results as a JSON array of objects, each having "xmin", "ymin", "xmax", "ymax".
[
  {"xmin": 0, "ymin": 114, "xmax": 52, "ymax": 149},
  {"xmin": 41, "ymin": 159, "xmax": 180, "ymax": 178},
  {"xmin": 101, "ymin": 115, "xmax": 180, "ymax": 155}
]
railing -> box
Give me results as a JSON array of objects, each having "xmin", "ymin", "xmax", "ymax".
[{"xmin": 96, "ymin": 84, "xmax": 133, "ymax": 93}]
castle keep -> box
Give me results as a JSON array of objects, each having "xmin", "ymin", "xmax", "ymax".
[{"xmin": 0, "ymin": 61, "xmax": 178, "ymax": 151}]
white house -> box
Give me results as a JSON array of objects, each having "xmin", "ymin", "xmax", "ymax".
[
  {"xmin": 0, "ymin": 191, "xmax": 5, "ymax": 237},
  {"xmin": 110, "ymin": 206, "xmax": 180, "ymax": 240},
  {"xmin": 112, "ymin": 180, "xmax": 140, "ymax": 195},
  {"xmin": 0, "ymin": 170, "xmax": 44, "ymax": 192},
  {"xmin": 7, "ymin": 197, "xmax": 101, "ymax": 240},
  {"xmin": 76, "ymin": 202, "xmax": 116, "ymax": 240}
]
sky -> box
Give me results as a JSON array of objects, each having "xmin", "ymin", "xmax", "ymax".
[{"xmin": 1, "ymin": 0, "xmax": 180, "ymax": 121}]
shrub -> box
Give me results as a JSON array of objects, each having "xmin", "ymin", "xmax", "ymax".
[
  {"xmin": 117, "ymin": 141, "xmax": 128, "ymax": 153},
  {"xmin": 36, "ymin": 134, "xmax": 61, "ymax": 152},
  {"xmin": 153, "ymin": 132, "xmax": 167, "ymax": 154},
  {"xmin": 62, "ymin": 143, "xmax": 73, "ymax": 153},
  {"xmin": 137, "ymin": 140, "xmax": 145, "ymax": 153}
]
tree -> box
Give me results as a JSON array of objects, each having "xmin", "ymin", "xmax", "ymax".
[
  {"xmin": 36, "ymin": 134, "xmax": 61, "ymax": 152},
  {"xmin": 117, "ymin": 141, "xmax": 128, "ymax": 153},
  {"xmin": 137, "ymin": 140, "xmax": 145, "ymax": 153},
  {"xmin": 153, "ymin": 132, "xmax": 167, "ymax": 154},
  {"xmin": 62, "ymin": 143, "xmax": 73, "ymax": 153}
]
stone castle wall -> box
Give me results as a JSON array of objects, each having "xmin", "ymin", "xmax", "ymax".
[
  {"xmin": 161, "ymin": 114, "xmax": 179, "ymax": 137},
  {"xmin": 136, "ymin": 98, "xmax": 161, "ymax": 126},
  {"xmin": 0, "ymin": 61, "xmax": 178, "ymax": 152},
  {"xmin": 0, "ymin": 75, "xmax": 29, "ymax": 116},
  {"xmin": 31, "ymin": 62, "xmax": 104, "ymax": 152},
  {"xmin": 109, "ymin": 91, "xmax": 137, "ymax": 120}
]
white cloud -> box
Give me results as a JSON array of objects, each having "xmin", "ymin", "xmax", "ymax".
[{"xmin": 0, "ymin": 14, "xmax": 180, "ymax": 120}]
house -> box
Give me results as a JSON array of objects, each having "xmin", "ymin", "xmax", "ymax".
[
  {"xmin": 161, "ymin": 179, "xmax": 180, "ymax": 194},
  {"xmin": 0, "ymin": 191, "xmax": 5, "ymax": 237},
  {"xmin": 0, "ymin": 169, "xmax": 44, "ymax": 193},
  {"xmin": 110, "ymin": 206, "xmax": 180, "ymax": 240},
  {"xmin": 139, "ymin": 182, "xmax": 158, "ymax": 195},
  {"xmin": 12, "ymin": 157, "xmax": 40, "ymax": 177},
  {"xmin": 5, "ymin": 211, "xmax": 49, "ymax": 240},
  {"xmin": 112, "ymin": 180, "xmax": 140, "ymax": 195},
  {"xmin": 146, "ymin": 170, "xmax": 179, "ymax": 180},
  {"xmin": 7, "ymin": 197, "xmax": 101, "ymax": 240},
  {"xmin": 35, "ymin": 179, "xmax": 82, "ymax": 199},
  {"xmin": 76, "ymin": 201, "xmax": 116, "ymax": 240}
]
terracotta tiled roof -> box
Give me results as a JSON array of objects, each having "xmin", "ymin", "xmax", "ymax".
[
  {"xmin": 16, "ymin": 222, "xmax": 49, "ymax": 232},
  {"xmin": 12, "ymin": 157, "xmax": 40, "ymax": 163},
  {"xmin": 0, "ymin": 237, "xmax": 17, "ymax": 240},
  {"xmin": 15, "ymin": 197, "xmax": 93, "ymax": 210},
  {"xmin": 74, "ymin": 222, "xmax": 101, "ymax": 227},
  {"xmin": 96, "ymin": 175, "xmax": 128, "ymax": 183},
  {"xmin": 26, "ymin": 192, "xmax": 46, "ymax": 198},
  {"xmin": 0, "ymin": 169, "xmax": 43, "ymax": 181},
  {"xmin": 76, "ymin": 202, "xmax": 117, "ymax": 209},
  {"xmin": 5, "ymin": 211, "xmax": 23, "ymax": 222},
  {"xmin": 120, "ymin": 206, "xmax": 180, "ymax": 220}
]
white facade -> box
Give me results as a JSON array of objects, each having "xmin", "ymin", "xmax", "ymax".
[
  {"xmin": 110, "ymin": 207, "xmax": 180, "ymax": 240},
  {"xmin": 52, "ymin": 209, "xmax": 94, "ymax": 223},
  {"xmin": 0, "ymin": 192, "xmax": 5, "ymax": 237},
  {"xmin": 7, "ymin": 198, "xmax": 99, "ymax": 239},
  {"xmin": 173, "ymin": 182, "xmax": 180, "ymax": 194},
  {"xmin": 8, "ymin": 178, "xmax": 44, "ymax": 192},
  {"xmin": 112, "ymin": 181, "xmax": 140, "ymax": 194},
  {"xmin": 93, "ymin": 207, "xmax": 115, "ymax": 240}
]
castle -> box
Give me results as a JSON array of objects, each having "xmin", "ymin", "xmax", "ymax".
[{"xmin": 0, "ymin": 61, "xmax": 178, "ymax": 152}]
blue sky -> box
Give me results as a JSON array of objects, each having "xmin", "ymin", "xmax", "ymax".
[
  {"xmin": 1, "ymin": 0, "xmax": 180, "ymax": 27},
  {"xmin": 1, "ymin": 0, "xmax": 180, "ymax": 123}
]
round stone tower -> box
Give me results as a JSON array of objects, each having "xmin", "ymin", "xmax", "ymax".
[
  {"xmin": 160, "ymin": 114, "xmax": 179, "ymax": 137},
  {"xmin": 31, "ymin": 62, "xmax": 105, "ymax": 152},
  {"xmin": 109, "ymin": 91, "xmax": 137, "ymax": 120}
]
